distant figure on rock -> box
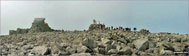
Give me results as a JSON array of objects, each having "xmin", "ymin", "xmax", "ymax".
[
  {"xmin": 108, "ymin": 27, "xmax": 110, "ymax": 30},
  {"xmin": 116, "ymin": 28, "xmax": 118, "ymax": 30},
  {"xmin": 93, "ymin": 19, "xmax": 97, "ymax": 24},
  {"xmin": 133, "ymin": 27, "xmax": 137, "ymax": 32},
  {"xmin": 101, "ymin": 24, "xmax": 105, "ymax": 30},
  {"xmin": 119, "ymin": 26, "xmax": 123, "ymax": 30},
  {"xmin": 125, "ymin": 27, "xmax": 131, "ymax": 31},
  {"xmin": 111, "ymin": 26, "xmax": 113, "ymax": 30}
]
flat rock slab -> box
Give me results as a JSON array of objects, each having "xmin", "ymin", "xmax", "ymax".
[
  {"xmin": 70, "ymin": 53, "xmax": 91, "ymax": 56},
  {"xmin": 133, "ymin": 38, "xmax": 149, "ymax": 51},
  {"xmin": 31, "ymin": 46, "xmax": 50, "ymax": 55}
]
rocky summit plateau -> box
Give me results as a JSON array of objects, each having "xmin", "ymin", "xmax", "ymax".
[{"xmin": 0, "ymin": 18, "xmax": 189, "ymax": 56}]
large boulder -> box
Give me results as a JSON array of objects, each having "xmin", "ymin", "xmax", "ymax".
[
  {"xmin": 101, "ymin": 38, "xmax": 112, "ymax": 45},
  {"xmin": 105, "ymin": 44, "xmax": 116, "ymax": 53},
  {"xmin": 133, "ymin": 38, "xmax": 149, "ymax": 51},
  {"xmin": 50, "ymin": 42, "xmax": 61, "ymax": 54},
  {"xmin": 117, "ymin": 47, "xmax": 132, "ymax": 55},
  {"xmin": 66, "ymin": 46, "xmax": 77, "ymax": 54},
  {"xmin": 183, "ymin": 41, "xmax": 189, "ymax": 51},
  {"xmin": 82, "ymin": 38, "xmax": 98, "ymax": 49},
  {"xmin": 30, "ymin": 46, "xmax": 51, "ymax": 55},
  {"xmin": 77, "ymin": 45, "xmax": 89, "ymax": 53},
  {"xmin": 107, "ymin": 49, "xmax": 118, "ymax": 54}
]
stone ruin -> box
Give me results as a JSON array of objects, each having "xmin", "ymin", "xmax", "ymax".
[
  {"xmin": 9, "ymin": 18, "xmax": 53, "ymax": 35},
  {"xmin": 9, "ymin": 28, "xmax": 30, "ymax": 35},
  {"xmin": 29, "ymin": 18, "xmax": 53, "ymax": 32}
]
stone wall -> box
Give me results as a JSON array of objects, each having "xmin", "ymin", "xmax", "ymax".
[{"xmin": 9, "ymin": 28, "xmax": 29, "ymax": 35}]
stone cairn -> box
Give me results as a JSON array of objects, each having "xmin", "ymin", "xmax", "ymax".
[{"xmin": 88, "ymin": 19, "xmax": 102, "ymax": 31}]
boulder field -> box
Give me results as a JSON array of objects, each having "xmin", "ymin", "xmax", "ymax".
[{"xmin": 0, "ymin": 30, "xmax": 189, "ymax": 56}]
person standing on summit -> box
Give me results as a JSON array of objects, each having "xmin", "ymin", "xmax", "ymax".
[
  {"xmin": 134, "ymin": 27, "xmax": 137, "ymax": 32},
  {"xmin": 93, "ymin": 19, "xmax": 97, "ymax": 24},
  {"xmin": 101, "ymin": 24, "xmax": 105, "ymax": 30},
  {"xmin": 111, "ymin": 26, "xmax": 113, "ymax": 30}
]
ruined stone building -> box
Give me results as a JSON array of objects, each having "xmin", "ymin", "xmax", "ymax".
[{"xmin": 9, "ymin": 18, "xmax": 53, "ymax": 35}]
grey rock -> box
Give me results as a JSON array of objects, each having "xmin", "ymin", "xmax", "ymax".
[
  {"xmin": 117, "ymin": 47, "xmax": 132, "ymax": 55},
  {"xmin": 148, "ymin": 41, "xmax": 156, "ymax": 48},
  {"xmin": 23, "ymin": 44, "xmax": 34, "ymax": 50},
  {"xmin": 101, "ymin": 38, "xmax": 113, "ymax": 45},
  {"xmin": 66, "ymin": 46, "xmax": 77, "ymax": 54},
  {"xmin": 117, "ymin": 39, "xmax": 127, "ymax": 44},
  {"xmin": 98, "ymin": 48, "xmax": 106, "ymax": 54},
  {"xmin": 82, "ymin": 38, "xmax": 97, "ymax": 48},
  {"xmin": 59, "ymin": 51, "xmax": 69, "ymax": 55},
  {"xmin": 30, "ymin": 46, "xmax": 50, "ymax": 55},
  {"xmin": 1, "ymin": 21, "xmax": 189, "ymax": 56},
  {"xmin": 70, "ymin": 53, "xmax": 91, "ymax": 56},
  {"xmin": 77, "ymin": 45, "xmax": 89, "ymax": 53},
  {"xmin": 105, "ymin": 45, "xmax": 116, "ymax": 53},
  {"xmin": 50, "ymin": 42, "xmax": 60, "ymax": 54},
  {"xmin": 107, "ymin": 49, "xmax": 118, "ymax": 54},
  {"xmin": 133, "ymin": 38, "xmax": 149, "ymax": 51},
  {"xmin": 60, "ymin": 43, "xmax": 70, "ymax": 49}
]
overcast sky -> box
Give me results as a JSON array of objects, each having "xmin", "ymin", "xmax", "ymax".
[{"xmin": 1, "ymin": 0, "xmax": 189, "ymax": 35}]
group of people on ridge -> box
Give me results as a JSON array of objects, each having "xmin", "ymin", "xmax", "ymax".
[{"xmin": 93, "ymin": 19, "xmax": 137, "ymax": 32}]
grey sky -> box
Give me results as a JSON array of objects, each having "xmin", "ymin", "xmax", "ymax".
[{"xmin": 1, "ymin": 0, "xmax": 189, "ymax": 35}]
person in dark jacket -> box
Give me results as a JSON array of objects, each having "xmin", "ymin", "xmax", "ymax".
[{"xmin": 133, "ymin": 27, "xmax": 137, "ymax": 32}]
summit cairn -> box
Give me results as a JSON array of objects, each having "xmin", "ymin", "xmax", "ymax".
[
  {"xmin": 88, "ymin": 19, "xmax": 103, "ymax": 31},
  {"xmin": 29, "ymin": 18, "xmax": 53, "ymax": 33}
]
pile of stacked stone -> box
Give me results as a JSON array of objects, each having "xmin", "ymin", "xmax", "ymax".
[
  {"xmin": 88, "ymin": 19, "xmax": 102, "ymax": 31},
  {"xmin": 9, "ymin": 18, "xmax": 53, "ymax": 35},
  {"xmin": 1, "ymin": 30, "xmax": 189, "ymax": 56},
  {"xmin": 88, "ymin": 24, "xmax": 102, "ymax": 31}
]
